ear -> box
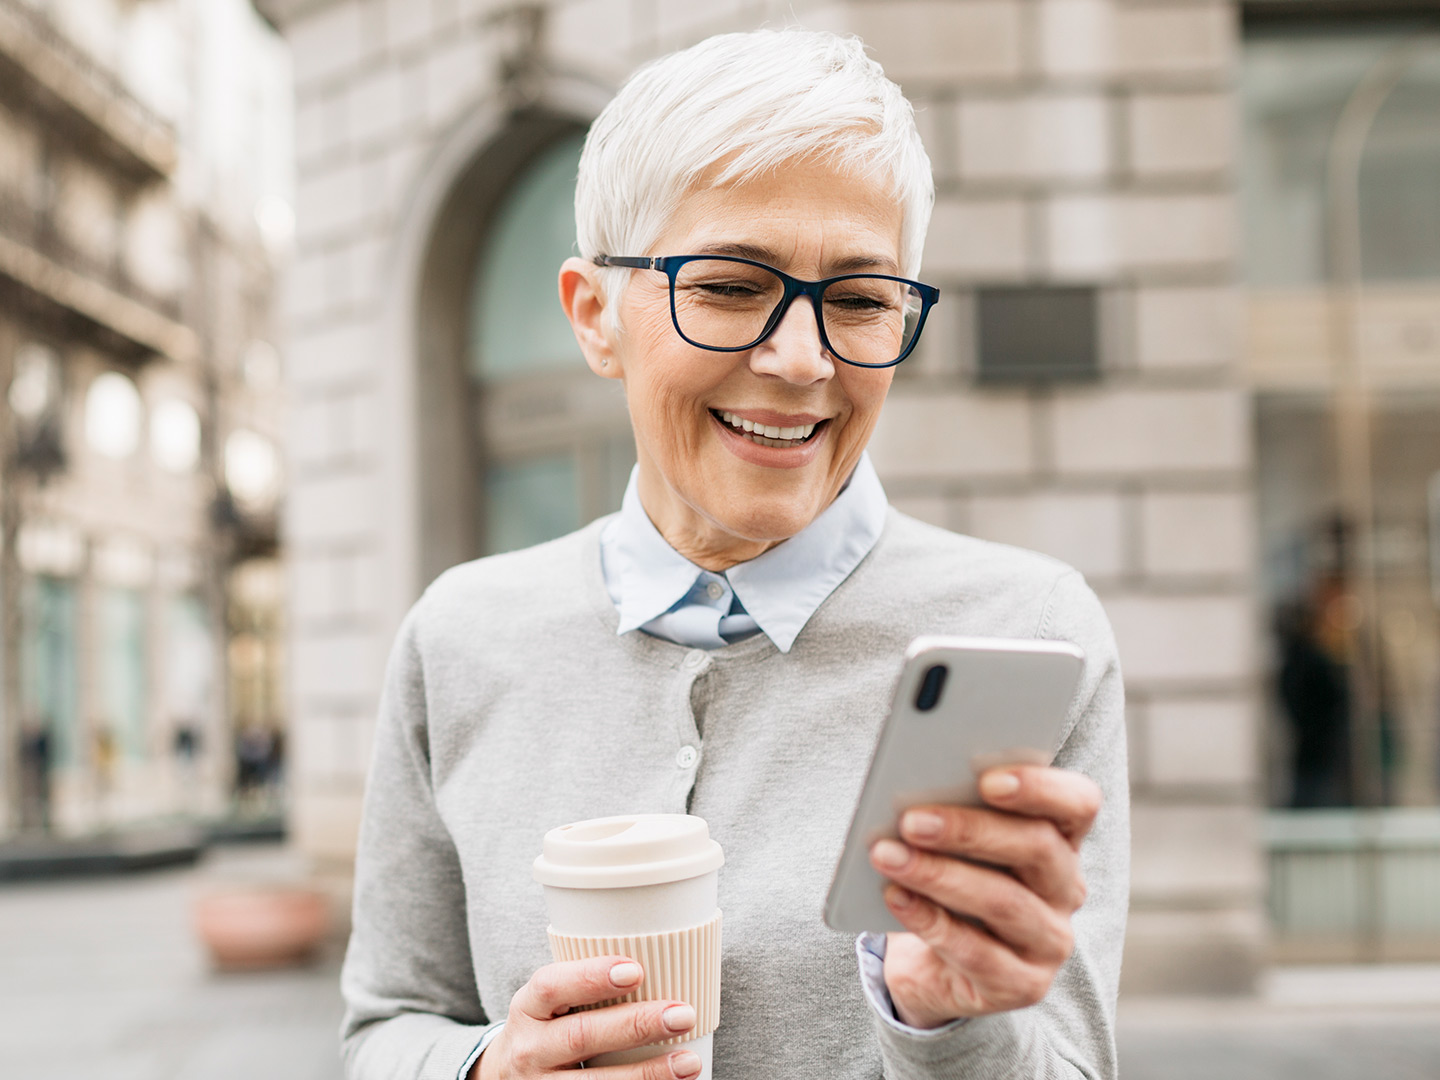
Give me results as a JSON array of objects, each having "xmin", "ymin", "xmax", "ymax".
[{"xmin": 558, "ymin": 257, "xmax": 622, "ymax": 379}]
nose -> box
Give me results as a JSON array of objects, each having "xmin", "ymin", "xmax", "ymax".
[{"xmin": 749, "ymin": 295, "xmax": 834, "ymax": 385}]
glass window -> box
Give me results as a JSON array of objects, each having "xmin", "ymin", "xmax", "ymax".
[
  {"xmin": 469, "ymin": 133, "xmax": 589, "ymax": 382},
  {"xmin": 1242, "ymin": 28, "xmax": 1440, "ymax": 286},
  {"xmin": 484, "ymin": 454, "xmax": 581, "ymax": 555},
  {"xmin": 21, "ymin": 576, "xmax": 78, "ymax": 768},
  {"xmin": 100, "ymin": 587, "xmax": 148, "ymax": 760},
  {"xmin": 166, "ymin": 592, "xmax": 212, "ymax": 724},
  {"xmin": 85, "ymin": 371, "xmax": 143, "ymax": 458}
]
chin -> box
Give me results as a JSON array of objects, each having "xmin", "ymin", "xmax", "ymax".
[{"xmin": 713, "ymin": 497, "xmax": 819, "ymax": 545}]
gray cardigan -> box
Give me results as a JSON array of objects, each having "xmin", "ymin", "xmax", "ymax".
[{"xmin": 339, "ymin": 509, "xmax": 1129, "ymax": 1079}]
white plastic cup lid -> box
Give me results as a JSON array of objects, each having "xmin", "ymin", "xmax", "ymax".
[{"xmin": 533, "ymin": 814, "xmax": 724, "ymax": 889}]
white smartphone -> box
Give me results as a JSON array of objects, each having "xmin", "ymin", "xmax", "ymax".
[{"xmin": 823, "ymin": 636, "xmax": 1085, "ymax": 934}]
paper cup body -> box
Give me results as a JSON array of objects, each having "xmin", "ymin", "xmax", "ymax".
[
  {"xmin": 534, "ymin": 815, "xmax": 723, "ymax": 1077},
  {"xmin": 542, "ymin": 872, "xmax": 717, "ymax": 935}
]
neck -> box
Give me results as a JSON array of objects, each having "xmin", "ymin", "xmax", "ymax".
[{"xmin": 636, "ymin": 467, "xmax": 783, "ymax": 572}]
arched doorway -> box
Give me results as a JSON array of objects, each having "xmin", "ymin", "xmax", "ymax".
[
  {"xmin": 467, "ymin": 131, "xmax": 634, "ymax": 555},
  {"xmin": 410, "ymin": 109, "xmax": 632, "ymax": 586}
]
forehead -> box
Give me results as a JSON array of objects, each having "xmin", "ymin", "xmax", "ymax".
[{"xmin": 653, "ymin": 159, "xmax": 904, "ymax": 275}]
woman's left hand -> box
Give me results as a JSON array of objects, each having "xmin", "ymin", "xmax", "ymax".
[{"xmin": 868, "ymin": 764, "xmax": 1102, "ymax": 1028}]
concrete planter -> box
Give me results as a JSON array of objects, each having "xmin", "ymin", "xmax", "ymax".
[{"xmin": 193, "ymin": 886, "xmax": 329, "ymax": 970}]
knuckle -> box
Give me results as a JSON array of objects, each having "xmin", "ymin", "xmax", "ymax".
[
  {"xmin": 1071, "ymin": 871, "xmax": 1089, "ymax": 910},
  {"xmin": 631, "ymin": 1006, "xmax": 657, "ymax": 1045},
  {"xmin": 943, "ymin": 918, "xmax": 984, "ymax": 971},
  {"xmin": 987, "ymin": 884, "xmax": 1027, "ymax": 928},
  {"xmin": 564, "ymin": 1011, "xmax": 591, "ymax": 1057},
  {"xmin": 528, "ymin": 968, "xmax": 558, "ymax": 1005},
  {"xmin": 1033, "ymin": 912, "xmax": 1075, "ymax": 966},
  {"xmin": 1054, "ymin": 923, "xmax": 1076, "ymax": 963},
  {"xmin": 908, "ymin": 851, "xmax": 945, "ymax": 889},
  {"xmin": 947, "ymin": 810, "xmax": 978, "ymax": 848},
  {"xmin": 1022, "ymin": 822, "xmax": 1058, "ymax": 867}
]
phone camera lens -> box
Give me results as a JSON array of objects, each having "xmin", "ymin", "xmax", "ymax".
[{"xmin": 914, "ymin": 664, "xmax": 948, "ymax": 712}]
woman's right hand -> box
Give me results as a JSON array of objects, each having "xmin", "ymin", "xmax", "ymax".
[{"xmin": 474, "ymin": 956, "xmax": 700, "ymax": 1079}]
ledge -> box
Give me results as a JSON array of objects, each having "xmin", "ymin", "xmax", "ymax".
[
  {"xmin": 0, "ymin": 0, "xmax": 176, "ymax": 180},
  {"xmin": 0, "ymin": 229, "xmax": 199, "ymax": 362}
]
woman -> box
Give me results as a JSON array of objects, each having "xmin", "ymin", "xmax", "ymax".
[{"xmin": 340, "ymin": 29, "xmax": 1127, "ymax": 1080}]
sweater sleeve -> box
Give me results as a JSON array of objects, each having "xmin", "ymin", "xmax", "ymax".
[
  {"xmin": 870, "ymin": 570, "xmax": 1129, "ymax": 1080},
  {"xmin": 339, "ymin": 605, "xmax": 497, "ymax": 1080}
]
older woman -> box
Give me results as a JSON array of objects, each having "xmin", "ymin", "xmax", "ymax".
[{"xmin": 340, "ymin": 28, "xmax": 1127, "ymax": 1080}]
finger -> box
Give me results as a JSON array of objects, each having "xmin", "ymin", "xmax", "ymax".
[
  {"xmin": 884, "ymin": 886, "xmax": 1057, "ymax": 1013},
  {"xmin": 578, "ymin": 1047, "xmax": 705, "ymax": 1079},
  {"xmin": 978, "ymin": 766, "xmax": 1102, "ymax": 846},
  {"xmin": 546, "ymin": 999, "xmax": 698, "ymax": 1066},
  {"xmin": 897, "ymin": 805, "xmax": 1084, "ymax": 909},
  {"xmin": 870, "ymin": 842, "xmax": 1075, "ymax": 965},
  {"xmin": 512, "ymin": 957, "xmax": 646, "ymax": 1021}
]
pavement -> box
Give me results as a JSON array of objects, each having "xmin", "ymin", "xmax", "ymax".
[{"xmin": 2, "ymin": 850, "xmax": 1439, "ymax": 1080}]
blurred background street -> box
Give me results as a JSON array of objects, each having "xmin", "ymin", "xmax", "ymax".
[{"xmin": 1, "ymin": 0, "xmax": 1439, "ymax": 1076}]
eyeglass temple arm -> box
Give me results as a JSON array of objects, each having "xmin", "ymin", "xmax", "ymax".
[{"xmin": 592, "ymin": 256, "xmax": 655, "ymax": 269}]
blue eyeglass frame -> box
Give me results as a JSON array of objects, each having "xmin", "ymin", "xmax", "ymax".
[{"xmin": 592, "ymin": 254, "xmax": 941, "ymax": 369}]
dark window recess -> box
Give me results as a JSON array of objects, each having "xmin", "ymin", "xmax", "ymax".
[{"xmin": 975, "ymin": 286, "xmax": 1100, "ymax": 384}]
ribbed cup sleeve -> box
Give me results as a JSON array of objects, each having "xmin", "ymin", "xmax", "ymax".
[{"xmin": 546, "ymin": 911, "xmax": 723, "ymax": 1042}]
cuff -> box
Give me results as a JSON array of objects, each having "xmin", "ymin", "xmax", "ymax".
[
  {"xmin": 870, "ymin": 1007, "xmax": 1039, "ymax": 1080},
  {"xmin": 456, "ymin": 1021, "xmax": 506, "ymax": 1080},
  {"xmin": 854, "ymin": 932, "xmax": 968, "ymax": 1038}
]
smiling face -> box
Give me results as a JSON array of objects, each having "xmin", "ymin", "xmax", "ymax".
[{"xmin": 560, "ymin": 159, "xmax": 903, "ymax": 570}]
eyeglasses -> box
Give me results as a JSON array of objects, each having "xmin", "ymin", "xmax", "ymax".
[{"xmin": 592, "ymin": 254, "xmax": 940, "ymax": 369}]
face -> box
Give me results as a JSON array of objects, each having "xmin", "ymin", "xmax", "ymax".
[{"xmin": 561, "ymin": 159, "xmax": 903, "ymax": 569}]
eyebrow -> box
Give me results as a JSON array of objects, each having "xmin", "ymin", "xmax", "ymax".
[{"xmin": 695, "ymin": 242, "xmax": 901, "ymax": 277}]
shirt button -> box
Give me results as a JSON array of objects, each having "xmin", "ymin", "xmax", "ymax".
[
  {"xmin": 683, "ymin": 649, "xmax": 706, "ymax": 670},
  {"xmin": 676, "ymin": 745, "xmax": 699, "ymax": 769},
  {"xmin": 705, "ymin": 581, "xmax": 724, "ymax": 601}
]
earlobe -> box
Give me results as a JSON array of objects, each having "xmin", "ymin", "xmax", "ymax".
[{"xmin": 558, "ymin": 257, "xmax": 622, "ymax": 379}]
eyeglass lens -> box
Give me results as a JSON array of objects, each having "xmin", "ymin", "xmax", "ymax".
[{"xmin": 671, "ymin": 259, "xmax": 923, "ymax": 365}]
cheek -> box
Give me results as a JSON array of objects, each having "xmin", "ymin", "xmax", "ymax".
[{"xmin": 840, "ymin": 369, "xmax": 894, "ymax": 443}]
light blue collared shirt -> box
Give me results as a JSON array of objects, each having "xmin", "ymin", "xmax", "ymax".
[{"xmin": 599, "ymin": 453, "xmax": 889, "ymax": 653}]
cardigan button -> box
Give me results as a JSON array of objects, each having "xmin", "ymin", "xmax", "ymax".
[
  {"xmin": 682, "ymin": 649, "xmax": 707, "ymax": 670},
  {"xmin": 676, "ymin": 745, "xmax": 699, "ymax": 769}
]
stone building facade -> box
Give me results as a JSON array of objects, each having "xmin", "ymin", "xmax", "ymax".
[
  {"xmin": 257, "ymin": 0, "xmax": 1262, "ymax": 993},
  {"xmin": 0, "ymin": 0, "xmax": 291, "ymax": 836}
]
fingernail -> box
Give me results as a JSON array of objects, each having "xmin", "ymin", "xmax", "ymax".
[
  {"xmin": 887, "ymin": 885, "xmax": 915, "ymax": 909},
  {"xmin": 662, "ymin": 1003, "xmax": 696, "ymax": 1032},
  {"xmin": 981, "ymin": 771, "xmax": 1020, "ymax": 799},
  {"xmin": 670, "ymin": 1050, "xmax": 702, "ymax": 1077},
  {"xmin": 871, "ymin": 839, "xmax": 910, "ymax": 870},
  {"xmin": 610, "ymin": 962, "xmax": 643, "ymax": 987},
  {"xmin": 903, "ymin": 810, "xmax": 943, "ymax": 839}
]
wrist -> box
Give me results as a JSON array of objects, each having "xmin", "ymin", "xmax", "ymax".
[{"xmin": 471, "ymin": 1030, "xmax": 500, "ymax": 1080}]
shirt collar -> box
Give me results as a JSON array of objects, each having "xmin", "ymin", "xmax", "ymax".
[{"xmin": 599, "ymin": 453, "xmax": 887, "ymax": 653}]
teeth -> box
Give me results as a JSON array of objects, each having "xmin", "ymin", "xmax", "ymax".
[{"xmin": 717, "ymin": 410, "xmax": 819, "ymax": 446}]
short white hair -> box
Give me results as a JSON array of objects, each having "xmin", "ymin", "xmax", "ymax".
[{"xmin": 575, "ymin": 29, "xmax": 934, "ymax": 314}]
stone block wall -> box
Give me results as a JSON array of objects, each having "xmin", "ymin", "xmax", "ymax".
[
  {"xmin": 270, "ymin": 0, "xmax": 1262, "ymax": 992},
  {"xmin": 862, "ymin": 0, "xmax": 1262, "ymax": 992}
]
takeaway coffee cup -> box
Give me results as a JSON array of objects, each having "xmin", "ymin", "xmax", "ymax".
[{"xmin": 533, "ymin": 814, "xmax": 723, "ymax": 1076}]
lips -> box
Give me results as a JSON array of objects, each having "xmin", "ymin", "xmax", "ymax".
[
  {"xmin": 713, "ymin": 409, "xmax": 821, "ymax": 447},
  {"xmin": 707, "ymin": 407, "xmax": 831, "ymax": 468}
]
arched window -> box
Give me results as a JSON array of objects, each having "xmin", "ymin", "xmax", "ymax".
[{"xmin": 467, "ymin": 132, "xmax": 635, "ymax": 555}]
